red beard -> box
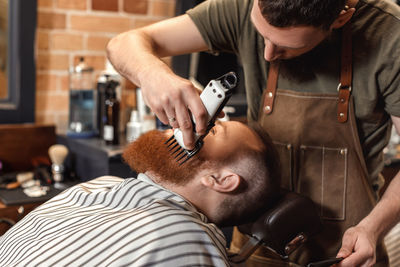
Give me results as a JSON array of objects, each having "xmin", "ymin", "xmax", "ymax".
[{"xmin": 122, "ymin": 130, "xmax": 211, "ymax": 185}]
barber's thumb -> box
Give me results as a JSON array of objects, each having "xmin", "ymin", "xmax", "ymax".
[
  {"xmin": 336, "ymin": 233, "xmax": 356, "ymax": 258},
  {"xmin": 337, "ymin": 248, "xmax": 352, "ymax": 259}
]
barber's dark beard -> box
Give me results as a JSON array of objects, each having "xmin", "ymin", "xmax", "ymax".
[
  {"xmin": 122, "ymin": 130, "xmax": 209, "ymax": 185},
  {"xmin": 279, "ymin": 31, "xmax": 339, "ymax": 83}
]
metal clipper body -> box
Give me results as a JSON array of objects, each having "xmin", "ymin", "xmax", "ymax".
[{"xmin": 165, "ymin": 72, "xmax": 238, "ymax": 165}]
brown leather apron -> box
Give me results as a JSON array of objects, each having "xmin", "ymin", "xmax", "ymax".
[{"xmin": 230, "ymin": 24, "xmax": 389, "ymax": 266}]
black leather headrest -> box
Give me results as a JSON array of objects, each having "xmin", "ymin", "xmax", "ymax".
[{"xmin": 238, "ymin": 190, "xmax": 323, "ymax": 258}]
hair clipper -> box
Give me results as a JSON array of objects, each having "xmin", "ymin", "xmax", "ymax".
[{"xmin": 165, "ymin": 71, "xmax": 238, "ymax": 164}]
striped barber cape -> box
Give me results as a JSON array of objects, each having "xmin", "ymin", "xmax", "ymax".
[{"xmin": 0, "ymin": 174, "xmax": 229, "ymax": 267}]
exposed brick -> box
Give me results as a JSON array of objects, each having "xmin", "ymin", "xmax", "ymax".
[
  {"xmin": 54, "ymin": 113, "xmax": 69, "ymax": 134},
  {"xmin": 70, "ymin": 15, "xmax": 131, "ymax": 33},
  {"xmin": 35, "ymin": 0, "xmax": 178, "ymax": 134},
  {"xmin": 35, "ymin": 112, "xmax": 68, "ymax": 134},
  {"xmin": 38, "ymin": 12, "xmax": 66, "ymax": 29},
  {"xmin": 50, "ymin": 33, "xmax": 84, "ymax": 50},
  {"xmin": 38, "ymin": 0, "xmax": 53, "ymax": 8},
  {"xmin": 36, "ymin": 74, "xmax": 58, "ymax": 91},
  {"xmin": 37, "ymin": 53, "xmax": 69, "ymax": 71},
  {"xmin": 124, "ymin": 0, "xmax": 148, "ymax": 14},
  {"xmin": 92, "ymin": 0, "xmax": 118, "ymax": 12},
  {"xmin": 87, "ymin": 35, "xmax": 111, "ymax": 51},
  {"xmin": 36, "ymin": 92, "xmax": 69, "ymax": 112},
  {"xmin": 151, "ymin": 0, "xmax": 175, "ymax": 17},
  {"xmin": 73, "ymin": 55, "xmax": 106, "ymax": 71},
  {"xmin": 37, "ymin": 31, "xmax": 50, "ymax": 50},
  {"xmin": 60, "ymin": 75, "xmax": 69, "ymax": 91},
  {"xmin": 133, "ymin": 18, "xmax": 160, "ymax": 28},
  {"xmin": 35, "ymin": 112, "xmax": 56, "ymax": 125},
  {"xmin": 56, "ymin": 0, "xmax": 87, "ymax": 10}
]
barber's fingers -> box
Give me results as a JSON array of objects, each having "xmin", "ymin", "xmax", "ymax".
[
  {"xmin": 337, "ymin": 250, "xmax": 375, "ymax": 267},
  {"xmin": 164, "ymin": 104, "xmax": 178, "ymax": 129},
  {"xmin": 167, "ymin": 82, "xmax": 208, "ymax": 149},
  {"xmin": 337, "ymin": 229, "xmax": 357, "ymax": 259},
  {"xmin": 337, "ymin": 227, "xmax": 376, "ymax": 267},
  {"xmin": 184, "ymin": 89, "xmax": 208, "ymax": 135},
  {"xmin": 141, "ymin": 75, "xmax": 206, "ymax": 149},
  {"xmin": 151, "ymin": 89, "xmax": 179, "ymax": 129},
  {"xmin": 175, "ymin": 100, "xmax": 195, "ymax": 150},
  {"xmin": 148, "ymin": 97, "xmax": 168, "ymax": 125}
]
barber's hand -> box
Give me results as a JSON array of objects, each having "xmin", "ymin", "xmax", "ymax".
[
  {"xmin": 140, "ymin": 72, "xmax": 208, "ymax": 150},
  {"xmin": 336, "ymin": 225, "xmax": 377, "ymax": 267}
]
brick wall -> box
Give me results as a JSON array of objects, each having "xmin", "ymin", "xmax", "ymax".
[{"xmin": 36, "ymin": 0, "xmax": 176, "ymax": 134}]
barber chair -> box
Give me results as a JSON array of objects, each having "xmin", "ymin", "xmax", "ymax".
[
  {"xmin": 0, "ymin": 217, "xmax": 15, "ymax": 236},
  {"xmin": 230, "ymin": 190, "xmax": 341, "ymax": 266}
]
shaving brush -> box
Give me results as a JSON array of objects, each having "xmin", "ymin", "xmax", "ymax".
[{"xmin": 48, "ymin": 144, "xmax": 68, "ymax": 189}]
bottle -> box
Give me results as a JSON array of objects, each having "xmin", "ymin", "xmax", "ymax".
[
  {"xmin": 126, "ymin": 110, "xmax": 142, "ymax": 143},
  {"xmin": 97, "ymin": 74, "xmax": 108, "ymax": 139},
  {"xmin": 136, "ymin": 88, "xmax": 156, "ymax": 133},
  {"xmin": 103, "ymin": 80, "xmax": 120, "ymax": 145},
  {"xmin": 68, "ymin": 57, "xmax": 97, "ymax": 138},
  {"xmin": 97, "ymin": 60, "xmax": 122, "ymax": 136}
]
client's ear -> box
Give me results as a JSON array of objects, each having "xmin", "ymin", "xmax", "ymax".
[{"xmin": 201, "ymin": 169, "xmax": 241, "ymax": 193}]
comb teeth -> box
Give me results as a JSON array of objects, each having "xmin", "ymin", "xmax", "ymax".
[
  {"xmin": 174, "ymin": 149, "xmax": 186, "ymax": 159},
  {"xmin": 176, "ymin": 149, "xmax": 192, "ymax": 166},
  {"xmin": 165, "ymin": 135, "xmax": 176, "ymax": 146},
  {"xmin": 165, "ymin": 135, "xmax": 201, "ymax": 165},
  {"xmin": 168, "ymin": 142, "xmax": 180, "ymax": 152},
  {"xmin": 178, "ymin": 156, "xmax": 191, "ymax": 165},
  {"xmin": 170, "ymin": 145, "xmax": 182, "ymax": 155},
  {"xmin": 176, "ymin": 152, "xmax": 188, "ymax": 162}
]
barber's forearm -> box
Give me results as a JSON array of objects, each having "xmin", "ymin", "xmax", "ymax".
[
  {"xmin": 107, "ymin": 29, "xmax": 174, "ymax": 88},
  {"xmin": 358, "ymin": 171, "xmax": 400, "ymax": 241},
  {"xmin": 107, "ymin": 15, "xmax": 208, "ymax": 89}
]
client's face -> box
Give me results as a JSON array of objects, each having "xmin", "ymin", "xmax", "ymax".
[
  {"xmin": 123, "ymin": 121, "xmax": 264, "ymax": 185},
  {"xmin": 200, "ymin": 120, "xmax": 264, "ymax": 161}
]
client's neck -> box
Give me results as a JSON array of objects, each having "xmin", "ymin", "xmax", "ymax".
[{"xmin": 144, "ymin": 171, "xmax": 220, "ymax": 224}]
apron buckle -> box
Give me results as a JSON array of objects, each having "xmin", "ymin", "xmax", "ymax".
[
  {"xmin": 337, "ymin": 83, "xmax": 352, "ymax": 92},
  {"xmin": 337, "ymin": 83, "xmax": 351, "ymax": 123}
]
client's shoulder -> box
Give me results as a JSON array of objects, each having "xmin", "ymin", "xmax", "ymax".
[{"xmin": 84, "ymin": 175, "xmax": 125, "ymax": 185}]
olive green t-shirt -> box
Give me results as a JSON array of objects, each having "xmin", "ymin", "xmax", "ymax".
[{"xmin": 187, "ymin": 0, "xmax": 400, "ymax": 181}]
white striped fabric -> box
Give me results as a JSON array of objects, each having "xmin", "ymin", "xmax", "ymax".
[
  {"xmin": 385, "ymin": 222, "xmax": 400, "ymax": 267},
  {"xmin": 0, "ymin": 174, "xmax": 229, "ymax": 267}
]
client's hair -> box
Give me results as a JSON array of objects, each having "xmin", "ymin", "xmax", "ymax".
[
  {"xmin": 214, "ymin": 122, "xmax": 282, "ymax": 225},
  {"xmin": 258, "ymin": 0, "xmax": 346, "ymax": 30},
  {"xmin": 223, "ymin": 122, "xmax": 281, "ymax": 220}
]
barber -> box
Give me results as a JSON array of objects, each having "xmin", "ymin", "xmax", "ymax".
[{"xmin": 107, "ymin": 0, "xmax": 400, "ymax": 266}]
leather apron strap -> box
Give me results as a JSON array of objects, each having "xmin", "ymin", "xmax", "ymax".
[
  {"xmin": 263, "ymin": 62, "xmax": 279, "ymax": 115},
  {"xmin": 263, "ymin": 23, "xmax": 353, "ymax": 123},
  {"xmin": 337, "ymin": 23, "xmax": 352, "ymax": 123}
]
